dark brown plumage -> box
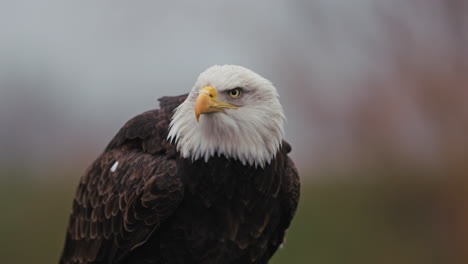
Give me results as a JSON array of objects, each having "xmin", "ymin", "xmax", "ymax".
[{"xmin": 60, "ymin": 94, "xmax": 300, "ymax": 264}]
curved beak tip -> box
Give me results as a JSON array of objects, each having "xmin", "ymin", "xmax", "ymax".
[{"xmin": 194, "ymin": 92, "xmax": 210, "ymax": 122}]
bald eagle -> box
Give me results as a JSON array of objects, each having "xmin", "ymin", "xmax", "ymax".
[{"xmin": 60, "ymin": 65, "xmax": 300, "ymax": 264}]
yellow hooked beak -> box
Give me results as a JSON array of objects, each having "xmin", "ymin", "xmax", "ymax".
[{"xmin": 195, "ymin": 86, "xmax": 237, "ymax": 122}]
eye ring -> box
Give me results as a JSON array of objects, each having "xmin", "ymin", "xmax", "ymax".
[{"xmin": 228, "ymin": 88, "xmax": 242, "ymax": 98}]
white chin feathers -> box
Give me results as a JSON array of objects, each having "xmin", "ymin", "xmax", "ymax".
[{"xmin": 168, "ymin": 102, "xmax": 284, "ymax": 167}]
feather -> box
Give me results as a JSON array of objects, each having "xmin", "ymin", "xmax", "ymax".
[{"xmin": 59, "ymin": 91, "xmax": 300, "ymax": 264}]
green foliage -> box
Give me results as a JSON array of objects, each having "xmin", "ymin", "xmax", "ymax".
[
  {"xmin": 270, "ymin": 180, "xmax": 441, "ymax": 264},
  {"xmin": 0, "ymin": 175, "xmax": 76, "ymax": 264},
  {"xmin": 0, "ymin": 170, "xmax": 444, "ymax": 264}
]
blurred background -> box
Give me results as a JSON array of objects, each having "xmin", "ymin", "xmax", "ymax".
[{"xmin": 0, "ymin": 1, "xmax": 467, "ymax": 263}]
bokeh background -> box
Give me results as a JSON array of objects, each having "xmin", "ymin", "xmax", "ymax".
[{"xmin": 1, "ymin": 1, "xmax": 467, "ymax": 263}]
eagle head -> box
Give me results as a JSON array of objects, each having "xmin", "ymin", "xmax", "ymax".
[{"xmin": 168, "ymin": 65, "xmax": 285, "ymax": 168}]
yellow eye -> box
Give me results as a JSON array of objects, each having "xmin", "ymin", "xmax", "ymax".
[{"xmin": 228, "ymin": 88, "xmax": 242, "ymax": 98}]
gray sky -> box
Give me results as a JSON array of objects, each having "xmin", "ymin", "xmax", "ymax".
[{"xmin": 0, "ymin": 0, "xmax": 465, "ymax": 177}]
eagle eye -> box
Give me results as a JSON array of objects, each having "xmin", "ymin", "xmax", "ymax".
[{"xmin": 228, "ymin": 88, "xmax": 243, "ymax": 98}]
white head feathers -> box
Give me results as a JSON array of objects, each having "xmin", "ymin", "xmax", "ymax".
[{"xmin": 168, "ymin": 65, "xmax": 285, "ymax": 168}]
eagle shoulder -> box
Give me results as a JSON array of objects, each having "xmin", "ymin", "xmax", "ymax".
[{"xmin": 105, "ymin": 93, "xmax": 188, "ymax": 155}]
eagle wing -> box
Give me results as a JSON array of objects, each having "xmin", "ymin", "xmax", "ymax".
[
  {"xmin": 258, "ymin": 140, "xmax": 301, "ymax": 262},
  {"xmin": 280, "ymin": 141, "xmax": 300, "ymax": 230},
  {"xmin": 60, "ymin": 95, "xmax": 187, "ymax": 264}
]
